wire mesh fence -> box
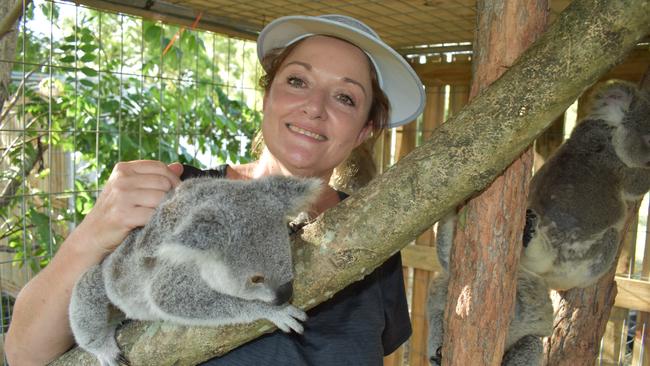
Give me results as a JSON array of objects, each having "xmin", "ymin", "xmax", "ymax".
[
  {"xmin": 1, "ymin": 1, "xmax": 649, "ymax": 365},
  {"xmin": 0, "ymin": 1, "xmax": 263, "ymax": 362}
]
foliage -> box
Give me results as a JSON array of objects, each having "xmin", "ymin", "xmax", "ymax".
[{"xmin": 0, "ymin": 0, "xmax": 262, "ymax": 272}]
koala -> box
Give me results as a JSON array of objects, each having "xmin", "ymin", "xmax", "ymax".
[
  {"xmin": 427, "ymin": 213, "xmax": 553, "ymax": 366},
  {"xmin": 69, "ymin": 175, "xmax": 321, "ymax": 366},
  {"xmin": 521, "ymin": 80, "xmax": 650, "ymax": 290}
]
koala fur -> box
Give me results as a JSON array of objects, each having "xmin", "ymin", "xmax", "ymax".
[
  {"xmin": 69, "ymin": 175, "xmax": 321, "ymax": 366},
  {"xmin": 521, "ymin": 80, "xmax": 650, "ymax": 290},
  {"xmin": 427, "ymin": 213, "xmax": 553, "ymax": 366}
]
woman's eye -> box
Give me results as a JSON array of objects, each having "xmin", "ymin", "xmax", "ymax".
[
  {"xmin": 287, "ymin": 76, "xmax": 306, "ymax": 88},
  {"xmin": 337, "ymin": 94, "xmax": 355, "ymax": 107}
]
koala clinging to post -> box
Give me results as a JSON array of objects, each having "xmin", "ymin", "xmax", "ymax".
[
  {"xmin": 69, "ymin": 175, "xmax": 321, "ymax": 366},
  {"xmin": 427, "ymin": 214, "xmax": 554, "ymax": 366},
  {"xmin": 521, "ymin": 80, "xmax": 650, "ymax": 290}
]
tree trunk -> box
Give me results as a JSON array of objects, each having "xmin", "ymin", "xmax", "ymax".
[
  {"xmin": 441, "ymin": 1, "xmax": 547, "ymax": 365},
  {"xmin": 51, "ymin": 0, "xmax": 650, "ymax": 364},
  {"xmin": 0, "ymin": 0, "xmax": 21, "ymax": 114}
]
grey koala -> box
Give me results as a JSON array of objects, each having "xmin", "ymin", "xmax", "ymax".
[
  {"xmin": 521, "ymin": 80, "xmax": 650, "ymax": 290},
  {"xmin": 427, "ymin": 213, "xmax": 553, "ymax": 366},
  {"xmin": 69, "ymin": 175, "xmax": 321, "ymax": 366}
]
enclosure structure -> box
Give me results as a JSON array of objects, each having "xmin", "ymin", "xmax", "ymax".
[{"xmin": 1, "ymin": 0, "xmax": 650, "ymax": 365}]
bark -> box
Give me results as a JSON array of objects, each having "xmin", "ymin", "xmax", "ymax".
[
  {"xmin": 51, "ymin": 0, "xmax": 650, "ymax": 364},
  {"xmin": 441, "ymin": 1, "xmax": 546, "ymax": 365},
  {"xmin": 542, "ymin": 203, "xmax": 642, "ymax": 366},
  {"xmin": 0, "ymin": 0, "xmax": 21, "ymax": 113}
]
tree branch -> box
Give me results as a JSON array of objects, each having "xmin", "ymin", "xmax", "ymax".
[
  {"xmin": 0, "ymin": 0, "xmax": 30, "ymax": 41},
  {"xmin": 51, "ymin": 0, "xmax": 650, "ymax": 364}
]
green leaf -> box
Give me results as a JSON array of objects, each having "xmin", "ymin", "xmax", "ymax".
[
  {"xmin": 80, "ymin": 44, "xmax": 98, "ymax": 53},
  {"xmin": 81, "ymin": 33, "xmax": 94, "ymax": 43},
  {"xmin": 80, "ymin": 53, "xmax": 96, "ymax": 62},
  {"xmin": 79, "ymin": 79, "xmax": 95, "ymax": 87},
  {"xmin": 80, "ymin": 67, "xmax": 98, "ymax": 76},
  {"xmin": 144, "ymin": 25, "xmax": 162, "ymax": 43},
  {"xmin": 59, "ymin": 55, "xmax": 76, "ymax": 63}
]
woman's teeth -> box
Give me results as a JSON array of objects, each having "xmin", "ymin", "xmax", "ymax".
[{"xmin": 287, "ymin": 124, "xmax": 327, "ymax": 141}]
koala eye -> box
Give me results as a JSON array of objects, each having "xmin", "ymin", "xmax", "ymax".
[{"xmin": 250, "ymin": 275, "xmax": 265, "ymax": 284}]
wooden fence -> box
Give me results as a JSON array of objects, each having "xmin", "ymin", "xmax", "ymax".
[{"xmin": 382, "ymin": 51, "xmax": 650, "ymax": 366}]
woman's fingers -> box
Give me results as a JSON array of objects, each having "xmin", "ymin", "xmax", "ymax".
[{"xmin": 80, "ymin": 160, "xmax": 183, "ymax": 253}]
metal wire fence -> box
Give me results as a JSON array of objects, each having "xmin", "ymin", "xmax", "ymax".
[{"xmin": 0, "ymin": 1, "xmax": 262, "ymax": 361}]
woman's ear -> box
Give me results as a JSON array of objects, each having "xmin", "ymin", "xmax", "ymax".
[{"xmin": 354, "ymin": 122, "xmax": 373, "ymax": 147}]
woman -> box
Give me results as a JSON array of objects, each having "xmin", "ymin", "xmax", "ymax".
[{"xmin": 5, "ymin": 14, "xmax": 424, "ymax": 365}]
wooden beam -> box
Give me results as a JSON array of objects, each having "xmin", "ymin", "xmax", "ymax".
[
  {"xmin": 400, "ymin": 245, "xmax": 650, "ymax": 313},
  {"xmin": 615, "ymin": 277, "xmax": 650, "ymax": 313},
  {"xmin": 412, "ymin": 60, "xmax": 472, "ymax": 87},
  {"xmin": 67, "ymin": 0, "xmax": 259, "ymax": 40},
  {"xmin": 413, "ymin": 46, "xmax": 649, "ymax": 87}
]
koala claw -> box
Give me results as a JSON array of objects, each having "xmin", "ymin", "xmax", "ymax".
[
  {"xmin": 429, "ymin": 346, "xmax": 442, "ymax": 365},
  {"xmin": 269, "ymin": 304, "xmax": 307, "ymax": 334},
  {"xmin": 117, "ymin": 353, "xmax": 132, "ymax": 366}
]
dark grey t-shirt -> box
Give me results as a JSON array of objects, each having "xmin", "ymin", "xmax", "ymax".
[{"xmin": 181, "ymin": 165, "xmax": 411, "ymax": 366}]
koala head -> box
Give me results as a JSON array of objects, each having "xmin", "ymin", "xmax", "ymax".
[
  {"xmin": 158, "ymin": 175, "xmax": 321, "ymax": 305},
  {"xmin": 590, "ymin": 80, "xmax": 650, "ymax": 168}
]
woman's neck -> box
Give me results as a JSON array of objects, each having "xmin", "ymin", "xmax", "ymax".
[
  {"xmin": 228, "ymin": 151, "xmax": 341, "ymax": 217},
  {"xmin": 234, "ymin": 149, "xmax": 334, "ymax": 183}
]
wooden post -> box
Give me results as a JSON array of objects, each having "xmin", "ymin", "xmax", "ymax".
[
  {"xmin": 632, "ymin": 202, "xmax": 650, "ymax": 366},
  {"xmin": 406, "ymin": 87, "xmax": 449, "ymax": 366},
  {"xmin": 442, "ymin": 1, "xmax": 547, "ymax": 365},
  {"xmin": 601, "ymin": 214, "xmax": 637, "ymax": 365}
]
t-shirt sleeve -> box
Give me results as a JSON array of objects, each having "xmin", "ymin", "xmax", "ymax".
[
  {"xmin": 380, "ymin": 253, "xmax": 412, "ymax": 355},
  {"xmin": 180, "ymin": 164, "xmax": 227, "ymax": 180}
]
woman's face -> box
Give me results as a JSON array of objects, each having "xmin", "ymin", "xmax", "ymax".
[{"xmin": 261, "ymin": 35, "xmax": 373, "ymax": 178}]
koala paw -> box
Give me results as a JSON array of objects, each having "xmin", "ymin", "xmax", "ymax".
[
  {"xmin": 91, "ymin": 344, "xmax": 130, "ymax": 366},
  {"xmin": 267, "ymin": 304, "xmax": 307, "ymax": 334}
]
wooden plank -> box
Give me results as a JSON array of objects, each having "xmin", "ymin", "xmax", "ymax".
[
  {"xmin": 615, "ymin": 278, "xmax": 650, "ymax": 313},
  {"xmin": 602, "ymin": 214, "xmax": 637, "ymax": 363},
  {"xmin": 633, "ymin": 200, "xmax": 650, "ymax": 366},
  {"xmin": 401, "ymin": 245, "xmax": 439, "ymax": 272},
  {"xmin": 408, "ymin": 229, "xmax": 436, "ymax": 366},
  {"xmin": 412, "ymin": 60, "xmax": 472, "ymax": 87},
  {"xmin": 399, "ymin": 247, "xmax": 650, "ymax": 312}
]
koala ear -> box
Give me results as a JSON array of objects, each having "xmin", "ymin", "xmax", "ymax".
[
  {"xmin": 256, "ymin": 176, "xmax": 323, "ymax": 216},
  {"xmin": 589, "ymin": 80, "xmax": 637, "ymax": 125},
  {"xmin": 166, "ymin": 205, "xmax": 229, "ymax": 251}
]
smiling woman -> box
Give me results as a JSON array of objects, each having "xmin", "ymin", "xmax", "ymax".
[
  {"xmin": 260, "ymin": 36, "xmax": 375, "ymax": 179},
  {"xmin": 5, "ymin": 14, "xmax": 425, "ymax": 366}
]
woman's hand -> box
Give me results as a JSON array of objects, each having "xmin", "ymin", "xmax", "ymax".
[{"xmin": 77, "ymin": 160, "xmax": 183, "ymax": 255}]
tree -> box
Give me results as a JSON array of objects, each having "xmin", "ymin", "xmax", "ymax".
[
  {"xmin": 442, "ymin": 1, "xmax": 546, "ymax": 364},
  {"xmin": 1, "ymin": 2, "xmax": 261, "ymax": 272},
  {"xmin": 51, "ymin": 0, "xmax": 650, "ymax": 364}
]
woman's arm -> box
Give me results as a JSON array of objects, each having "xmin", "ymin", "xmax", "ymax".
[{"xmin": 5, "ymin": 160, "xmax": 182, "ymax": 365}]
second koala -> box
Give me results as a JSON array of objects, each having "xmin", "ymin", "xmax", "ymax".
[
  {"xmin": 69, "ymin": 175, "xmax": 321, "ymax": 366},
  {"xmin": 522, "ymin": 80, "xmax": 650, "ymax": 290}
]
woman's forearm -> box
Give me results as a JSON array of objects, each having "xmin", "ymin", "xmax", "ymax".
[{"xmin": 5, "ymin": 224, "xmax": 108, "ymax": 365}]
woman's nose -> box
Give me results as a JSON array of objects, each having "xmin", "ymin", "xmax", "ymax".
[{"xmin": 302, "ymin": 90, "xmax": 327, "ymax": 120}]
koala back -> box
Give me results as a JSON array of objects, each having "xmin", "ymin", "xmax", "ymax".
[
  {"xmin": 522, "ymin": 80, "xmax": 650, "ymax": 289},
  {"xmin": 101, "ymin": 175, "xmax": 321, "ymax": 319}
]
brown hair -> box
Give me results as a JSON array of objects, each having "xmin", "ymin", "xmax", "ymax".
[{"xmin": 253, "ymin": 36, "xmax": 390, "ymax": 159}]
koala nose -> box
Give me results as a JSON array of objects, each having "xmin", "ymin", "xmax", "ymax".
[{"xmin": 274, "ymin": 280, "xmax": 294, "ymax": 305}]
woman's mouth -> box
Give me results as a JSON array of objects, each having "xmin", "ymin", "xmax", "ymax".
[{"xmin": 286, "ymin": 124, "xmax": 327, "ymax": 141}]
